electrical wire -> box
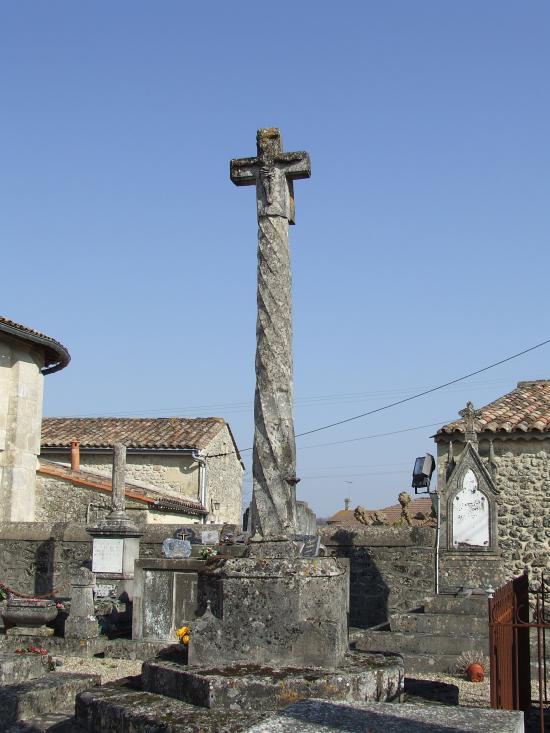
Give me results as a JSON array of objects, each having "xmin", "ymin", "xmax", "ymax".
[{"xmin": 204, "ymin": 336, "xmax": 550, "ymax": 458}]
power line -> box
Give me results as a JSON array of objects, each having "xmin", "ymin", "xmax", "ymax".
[{"xmin": 205, "ymin": 336, "xmax": 550, "ymax": 458}]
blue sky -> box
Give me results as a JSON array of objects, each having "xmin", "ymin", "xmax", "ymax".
[{"xmin": 2, "ymin": 2, "xmax": 549, "ymax": 517}]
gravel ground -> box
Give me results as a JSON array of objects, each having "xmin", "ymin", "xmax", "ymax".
[{"xmin": 52, "ymin": 655, "xmax": 142, "ymax": 684}]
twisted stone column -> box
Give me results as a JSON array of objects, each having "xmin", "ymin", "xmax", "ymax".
[{"xmin": 231, "ymin": 129, "xmax": 311, "ymax": 541}]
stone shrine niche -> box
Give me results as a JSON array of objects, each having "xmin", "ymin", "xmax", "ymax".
[
  {"xmin": 452, "ymin": 469, "xmax": 489, "ymax": 547},
  {"xmin": 446, "ymin": 442, "xmax": 498, "ymax": 552}
]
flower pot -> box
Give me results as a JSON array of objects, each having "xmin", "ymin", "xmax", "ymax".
[
  {"xmin": 1, "ymin": 598, "xmax": 58, "ymax": 636},
  {"xmin": 467, "ymin": 662, "xmax": 485, "ymax": 682}
]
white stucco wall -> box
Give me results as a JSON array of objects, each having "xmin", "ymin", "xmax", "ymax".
[{"xmin": 0, "ymin": 336, "xmax": 45, "ymax": 521}]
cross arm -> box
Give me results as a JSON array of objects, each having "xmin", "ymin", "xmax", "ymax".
[
  {"xmin": 274, "ymin": 151, "xmax": 311, "ymax": 180},
  {"xmin": 230, "ymin": 156, "xmax": 259, "ymax": 187}
]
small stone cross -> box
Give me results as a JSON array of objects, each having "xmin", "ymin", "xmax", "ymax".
[
  {"xmin": 230, "ymin": 128, "xmax": 310, "ymax": 224},
  {"xmin": 459, "ymin": 401, "xmax": 478, "ymax": 444}
]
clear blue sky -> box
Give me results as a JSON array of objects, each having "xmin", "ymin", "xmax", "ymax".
[{"xmin": 2, "ymin": 2, "xmax": 549, "ymax": 517}]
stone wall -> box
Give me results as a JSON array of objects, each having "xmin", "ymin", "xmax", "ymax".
[
  {"xmin": 436, "ymin": 436, "xmax": 550, "ymax": 590},
  {"xmin": 321, "ymin": 525, "xmax": 435, "ymax": 628},
  {"xmin": 0, "ymin": 523, "xmax": 230, "ymax": 597},
  {"xmin": 0, "ymin": 336, "xmax": 45, "ymax": 522},
  {"xmin": 35, "ymin": 473, "xmax": 147, "ymax": 524},
  {"xmin": 0, "ymin": 522, "xmax": 432, "ymax": 629},
  {"xmin": 41, "ymin": 451, "xmax": 201, "ymax": 498},
  {"xmin": 202, "ymin": 425, "xmax": 244, "ymax": 526},
  {"xmin": 40, "ymin": 425, "xmax": 244, "ymax": 526}
]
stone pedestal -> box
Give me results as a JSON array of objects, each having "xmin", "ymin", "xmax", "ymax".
[
  {"xmin": 189, "ymin": 556, "xmax": 349, "ymax": 668},
  {"xmin": 87, "ymin": 516, "xmax": 142, "ymax": 601},
  {"xmin": 65, "ymin": 567, "xmax": 99, "ymax": 640}
]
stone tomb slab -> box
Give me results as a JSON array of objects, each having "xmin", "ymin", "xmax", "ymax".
[
  {"xmin": 244, "ymin": 698, "xmax": 525, "ymax": 733},
  {"xmin": 141, "ymin": 652, "xmax": 404, "ymax": 713}
]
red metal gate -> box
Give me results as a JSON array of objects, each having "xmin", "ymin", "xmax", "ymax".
[{"xmin": 489, "ymin": 572, "xmax": 549, "ymax": 732}]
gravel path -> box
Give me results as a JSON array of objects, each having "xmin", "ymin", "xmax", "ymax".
[{"xmin": 52, "ymin": 655, "xmax": 142, "ymax": 684}]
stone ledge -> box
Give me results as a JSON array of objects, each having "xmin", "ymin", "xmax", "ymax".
[
  {"xmin": 244, "ymin": 698, "xmax": 524, "ymax": 733},
  {"xmin": 142, "ymin": 652, "xmax": 404, "ymax": 712}
]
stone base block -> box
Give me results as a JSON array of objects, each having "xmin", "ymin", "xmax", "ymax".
[
  {"xmin": 65, "ymin": 617, "xmax": 99, "ymax": 640},
  {"xmin": 190, "ymin": 556, "xmax": 349, "ymax": 668},
  {"xmin": 0, "ymin": 634, "xmax": 107, "ymax": 657},
  {"xmin": 142, "ymin": 652, "xmax": 404, "ymax": 712},
  {"xmin": 243, "ymin": 698, "xmax": 525, "ymax": 733},
  {"xmin": 0, "ymin": 653, "xmax": 46, "ymax": 685},
  {"xmin": 6, "ymin": 626, "xmax": 54, "ymax": 637}
]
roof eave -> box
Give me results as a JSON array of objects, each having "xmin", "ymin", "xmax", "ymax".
[{"xmin": 0, "ymin": 321, "xmax": 70, "ymax": 374}]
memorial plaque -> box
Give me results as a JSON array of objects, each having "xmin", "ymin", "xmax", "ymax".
[
  {"xmin": 94, "ymin": 584, "xmax": 117, "ymax": 598},
  {"xmin": 295, "ymin": 535, "xmax": 321, "ymax": 558},
  {"xmin": 92, "ymin": 537, "xmax": 124, "ymax": 573},
  {"xmin": 162, "ymin": 538, "xmax": 192, "ymax": 559},
  {"xmin": 201, "ymin": 530, "xmax": 220, "ymax": 545}
]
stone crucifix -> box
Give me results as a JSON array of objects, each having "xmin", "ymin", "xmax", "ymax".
[{"xmin": 231, "ymin": 129, "xmax": 311, "ymax": 540}]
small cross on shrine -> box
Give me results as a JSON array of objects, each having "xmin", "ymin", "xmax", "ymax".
[{"xmin": 459, "ymin": 401, "xmax": 479, "ymax": 445}]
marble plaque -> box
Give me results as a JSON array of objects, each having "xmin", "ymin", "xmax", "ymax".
[
  {"xmin": 295, "ymin": 535, "xmax": 321, "ymax": 558},
  {"xmin": 92, "ymin": 538, "xmax": 124, "ymax": 573},
  {"xmin": 94, "ymin": 584, "xmax": 117, "ymax": 598},
  {"xmin": 162, "ymin": 538, "xmax": 192, "ymax": 559},
  {"xmin": 453, "ymin": 469, "xmax": 490, "ymax": 547},
  {"xmin": 201, "ymin": 530, "xmax": 220, "ymax": 545}
]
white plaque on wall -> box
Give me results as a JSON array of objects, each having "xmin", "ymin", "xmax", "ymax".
[
  {"xmin": 453, "ymin": 469, "xmax": 490, "ymax": 547},
  {"xmin": 92, "ymin": 538, "xmax": 124, "ymax": 573}
]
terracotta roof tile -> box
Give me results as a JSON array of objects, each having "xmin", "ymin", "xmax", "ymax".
[
  {"xmin": 437, "ymin": 380, "xmax": 550, "ymax": 437},
  {"xmin": 0, "ymin": 316, "xmax": 70, "ymax": 374},
  {"xmin": 41, "ymin": 417, "xmax": 227, "ymax": 450}
]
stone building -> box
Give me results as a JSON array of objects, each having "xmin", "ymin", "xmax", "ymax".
[
  {"xmin": 0, "ymin": 316, "xmax": 70, "ymax": 522},
  {"xmin": 40, "ymin": 417, "xmax": 244, "ymax": 525},
  {"xmin": 435, "ymin": 380, "xmax": 550, "ymax": 591}
]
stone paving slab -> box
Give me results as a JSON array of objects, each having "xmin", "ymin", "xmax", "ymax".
[
  {"xmin": 243, "ymin": 698, "xmax": 525, "ymax": 733},
  {"xmin": 0, "ymin": 672, "xmax": 100, "ymax": 728}
]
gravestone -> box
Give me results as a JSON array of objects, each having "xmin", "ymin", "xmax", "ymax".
[
  {"xmin": 65, "ymin": 567, "xmax": 99, "ymax": 639},
  {"xmin": 87, "ymin": 444, "xmax": 142, "ymax": 600}
]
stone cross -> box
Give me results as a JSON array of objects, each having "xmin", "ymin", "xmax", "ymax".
[
  {"xmin": 459, "ymin": 401, "xmax": 478, "ymax": 446},
  {"xmin": 111, "ymin": 443, "xmax": 127, "ymax": 515},
  {"xmin": 231, "ymin": 129, "xmax": 311, "ymax": 540}
]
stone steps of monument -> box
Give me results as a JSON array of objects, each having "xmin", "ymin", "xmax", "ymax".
[
  {"xmin": 0, "ymin": 673, "xmax": 99, "ymax": 731},
  {"xmin": 389, "ymin": 611, "xmax": 488, "ymax": 636},
  {"xmin": 353, "ymin": 629, "xmax": 489, "ymax": 657},
  {"xmin": 74, "ymin": 684, "xmax": 267, "ymax": 733},
  {"xmin": 422, "ymin": 594, "xmax": 489, "ymax": 616}
]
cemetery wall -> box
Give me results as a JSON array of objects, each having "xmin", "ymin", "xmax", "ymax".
[
  {"xmin": 0, "ymin": 522, "xmax": 433, "ymax": 628},
  {"xmin": 320, "ymin": 525, "xmax": 435, "ymax": 628},
  {"xmin": 0, "ymin": 523, "xmax": 229, "ymax": 597},
  {"xmin": 437, "ymin": 436, "xmax": 550, "ymax": 588}
]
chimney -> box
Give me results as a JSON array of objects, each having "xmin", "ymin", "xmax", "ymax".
[
  {"xmin": 71, "ymin": 440, "xmax": 80, "ymax": 472},
  {"xmin": 344, "ymin": 497, "xmax": 350, "ymax": 511}
]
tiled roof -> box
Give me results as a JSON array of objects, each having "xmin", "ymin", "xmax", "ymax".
[
  {"xmin": 327, "ymin": 496, "xmax": 434, "ymax": 526},
  {"xmin": 0, "ymin": 316, "xmax": 70, "ymax": 374},
  {"xmin": 41, "ymin": 417, "xmax": 229, "ymax": 451},
  {"xmin": 437, "ymin": 380, "xmax": 550, "ymax": 437},
  {"xmin": 37, "ymin": 459, "xmax": 207, "ymax": 516}
]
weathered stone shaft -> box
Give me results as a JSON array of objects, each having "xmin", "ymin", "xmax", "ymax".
[{"xmin": 252, "ymin": 214, "xmax": 296, "ymax": 538}]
